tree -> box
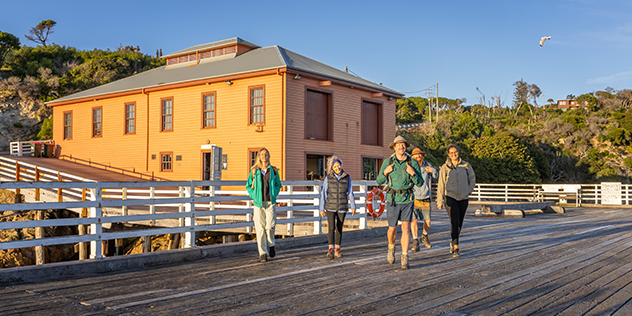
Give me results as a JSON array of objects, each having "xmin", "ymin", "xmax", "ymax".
[
  {"xmin": 512, "ymin": 79, "xmax": 529, "ymax": 116},
  {"xmin": 0, "ymin": 30, "xmax": 20, "ymax": 67},
  {"xmin": 25, "ymin": 20, "xmax": 57, "ymax": 47}
]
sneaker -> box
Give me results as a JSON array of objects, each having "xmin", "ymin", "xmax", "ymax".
[
  {"xmin": 387, "ymin": 246, "xmax": 396, "ymax": 264},
  {"xmin": 449, "ymin": 241, "xmax": 455, "ymax": 254},
  {"xmin": 260, "ymin": 254, "xmax": 267, "ymax": 262},
  {"xmin": 421, "ymin": 235, "xmax": 432, "ymax": 249},
  {"xmin": 412, "ymin": 239, "xmax": 419, "ymax": 252},
  {"xmin": 452, "ymin": 249, "xmax": 460, "ymax": 258},
  {"xmin": 327, "ymin": 248, "xmax": 334, "ymax": 260},
  {"xmin": 401, "ymin": 254, "xmax": 409, "ymax": 270},
  {"xmin": 269, "ymin": 246, "xmax": 276, "ymax": 258},
  {"xmin": 334, "ymin": 248, "xmax": 343, "ymax": 258}
]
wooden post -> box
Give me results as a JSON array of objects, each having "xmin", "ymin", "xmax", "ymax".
[
  {"xmin": 287, "ymin": 185, "xmax": 294, "ymax": 236},
  {"xmin": 34, "ymin": 167, "xmax": 40, "ymax": 201},
  {"xmin": 33, "ymin": 204, "xmax": 44, "ymax": 265},
  {"xmin": 15, "ymin": 161, "xmax": 20, "ymax": 195},
  {"xmin": 79, "ymin": 188, "xmax": 88, "ymax": 260},
  {"xmin": 149, "ymin": 186, "xmax": 155, "ymax": 226},
  {"xmin": 115, "ymin": 187, "xmax": 127, "ymax": 255},
  {"xmin": 313, "ymin": 184, "xmax": 321, "ymax": 235},
  {"xmin": 89, "ymin": 183, "xmax": 103, "ymax": 259},
  {"xmin": 142, "ymin": 236, "xmax": 151, "ymax": 253},
  {"xmin": 209, "ymin": 185, "xmax": 216, "ymax": 225},
  {"xmin": 57, "ymin": 172, "xmax": 63, "ymax": 202}
]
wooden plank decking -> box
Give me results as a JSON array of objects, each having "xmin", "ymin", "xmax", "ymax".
[{"xmin": 1, "ymin": 206, "xmax": 632, "ymax": 315}]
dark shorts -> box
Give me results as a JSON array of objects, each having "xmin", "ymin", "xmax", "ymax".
[{"xmin": 386, "ymin": 201, "xmax": 414, "ymax": 227}]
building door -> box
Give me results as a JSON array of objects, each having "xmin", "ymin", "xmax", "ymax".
[{"xmin": 306, "ymin": 154, "xmax": 330, "ymax": 180}]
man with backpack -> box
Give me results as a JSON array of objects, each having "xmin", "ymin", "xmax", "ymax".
[{"xmin": 377, "ymin": 136, "xmax": 423, "ymax": 269}]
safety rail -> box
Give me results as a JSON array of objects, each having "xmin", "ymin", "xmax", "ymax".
[
  {"xmin": 0, "ymin": 179, "xmax": 375, "ymax": 263},
  {"xmin": 57, "ymin": 155, "xmax": 164, "ymax": 181}
]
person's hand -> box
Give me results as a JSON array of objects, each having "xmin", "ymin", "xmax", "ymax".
[
  {"xmin": 320, "ymin": 211, "xmax": 326, "ymax": 219},
  {"xmin": 383, "ymin": 164, "xmax": 394, "ymax": 175},
  {"xmin": 406, "ymin": 164, "xmax": 416, "ymax": 176},
  {"xmin": 425, "ymin": 165, "xmax": 433, "ymax": 173},
  {"xmin": 437, "ymin": 202, "xmax": 443, "ymax": 209},
  {"xmin": 350, "ymin": 209, "xmax": 356, "ymax": 216}
]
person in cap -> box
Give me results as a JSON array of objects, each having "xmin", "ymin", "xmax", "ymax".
[
  {"xmin": 436, "ymin": 144, "xmax": 476, "ymax": 259},
  {"xmin": 410, "ymin": 148, "xmax": 438, "ymax": 251},
  {"xmin": 319, "ymin": 156, "xmax": 356, "ymax": 259},
  {"xmin": 376, "ymin": 136, "xmax": 423, "ymax": 269}
]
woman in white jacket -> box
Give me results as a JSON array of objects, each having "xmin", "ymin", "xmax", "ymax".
[{"xmin": 436, "ymin": 144, "xmax": 476, "ymax": 259}]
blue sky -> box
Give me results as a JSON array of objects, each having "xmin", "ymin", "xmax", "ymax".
[{"xmin": 2, "ymin": 0, "xmax": 631, "ymax": 106}]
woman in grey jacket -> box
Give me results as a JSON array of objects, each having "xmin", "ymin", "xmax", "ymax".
[{"xmin": 436, "ymin": 144, "xmax": 476, "ymax": 258}]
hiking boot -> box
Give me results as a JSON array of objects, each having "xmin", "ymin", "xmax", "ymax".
[
  {"xmin": 269, "ymin": 246, "xmax": 276, "ymax": 258},
  {"xmin": 260, "ymin": 254, "xmax": 267, "ymax": 262},
  {"xmin": 452, "ymin": 249, "xmax": 460, "ymax": 259},
  {"xmin": 401, "ymin": 254, "xmax": 409, "ymax": 270},
  {"xmin": 412, "ymin": 239, "xmax": 419, "ymax": 252},
  {"xmin": 421, "ymin": 235, "xmax": 432, "ymax": 249},
  {"xmin": 387, "ymin": 246, "xmax": 396, "ymax": 264},
  {"xmin": 327, "ymin": 248, "xmax": 334, "ymax": 260},
  {"xmin": 334, "ymin": 248, "xmax": 342, "ymax": 258}
]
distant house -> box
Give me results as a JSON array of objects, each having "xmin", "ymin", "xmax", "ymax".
[
  {"xmin": 46, "ymin": 38, "xmax": 404, "ymax": 182},
  {"xmin": 557, "ymin": 99, "xmax": 587, "ymax": 110}
]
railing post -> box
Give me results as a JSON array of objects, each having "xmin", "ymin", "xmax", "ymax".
[
  {"xmin": 35, "ymin": 209, "xmax": 45, "ymax": 265},
  {"xmin": 505, "ymin": 184, "xmax": 508, "ymax": 202},
  {"xmin": 287, "ymin": 185, "xmax": 294, "ymax": 236},
  {"xmin": 209, "ymin": 185, "xmax": 216, "ymax": 225},
  {"xmin": 183, "ymin": 183, "xmax": 195, "ymax": 248},
  {"xmin": 478, "ymin": 184, "xmax": 481, "ymax": 201},
  {"xmin": 246, "ymin": 200, "xmax": 253, "ymax": 233},
  {"xmin": 359, "ymin": 182, "xmax": 367, "ymax": 230},
  {"xmin": 121, "ymin": 187, "xmax": 128, "ymax": 216},
  {"xmin": 34, "ymin": 167, "xmax": 40, "ymax": 201},
  {"xmin": 149, "ymin": 186, "xmax": 156, "ymax": 226},
  {"xmin": 595, "ymin": 184, "xmax": 599, "ymax": 204},
  {"xmin": 89, "ymin": 182, "xmax": 103, "ymax": 259},
  {"xmin": 313, "ymin": 183, "xmax": 321, "ymax": 235},
  {"xmin": 79, "ymin": 187, "xmax": 88, "ymax": 260},
  {"xmin": 15, "ymin": 161, "xmax": 20, "ymax": 196},
  {"xmin": 57, "ymin": 172, "xmax": 63, "ymax": 202},
  {"xmin": 178, "ymin": 186, "xmax": 185, "ymax": 227}
]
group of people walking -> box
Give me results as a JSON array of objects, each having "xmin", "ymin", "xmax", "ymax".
[{"xmin": 245, "ymin": 136, "xmax": 476, "ymax": 269}]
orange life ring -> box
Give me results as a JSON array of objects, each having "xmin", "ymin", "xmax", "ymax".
[{"xmin": 366, "ymin": 188, "xmax": 386, "ymax": 219}]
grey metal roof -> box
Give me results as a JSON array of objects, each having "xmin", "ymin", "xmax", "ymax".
[
  {"xmin": 48, "ymin": 44, "xmax": 403, "ymax": 104},
  {"xmin": 162, "ymin": 37, "xmax": 260, "ymax": 58}
]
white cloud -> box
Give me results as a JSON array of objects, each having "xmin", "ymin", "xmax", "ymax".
[{"xmin": 587, "ymin": 71, "xmax": 632, "ymax": 84}]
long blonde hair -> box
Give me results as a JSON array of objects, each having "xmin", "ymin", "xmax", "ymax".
[
  {"xmin": 326, "ymin": 155, "xmax": 343, "ymax": 175},
  {"xmin": 251, "ymin": 148, "xmax": 270, "ymax": 172}
]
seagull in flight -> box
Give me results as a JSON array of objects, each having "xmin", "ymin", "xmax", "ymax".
[{"xmin": 540, "ymin": 36, "xmax": 551, "ymax": 47}]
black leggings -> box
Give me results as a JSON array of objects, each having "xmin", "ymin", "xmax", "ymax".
[
  {"xmin": 445, "ymin": 196, "xmax": 468, "ymax": 245},
  {"xmin": 326, "ymin": 211, "xmax": 347, "ymax": 246}
]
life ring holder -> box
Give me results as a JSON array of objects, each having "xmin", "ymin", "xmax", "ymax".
[{"xmin": 366, "ymin": 188, "xmax": 386, "ymax": 219}]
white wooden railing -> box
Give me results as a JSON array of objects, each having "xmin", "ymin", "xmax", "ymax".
[{"xmin": 9, "ymin": 140, "xmax": 55, "ymax": 157}]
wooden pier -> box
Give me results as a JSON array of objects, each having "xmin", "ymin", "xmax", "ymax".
[{"xmin": 2, "ymin": 205, "xmax": 632, "ymax": 315}]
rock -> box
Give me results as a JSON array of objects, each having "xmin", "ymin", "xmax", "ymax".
[{"xmin": 0, "ymin": 97, "xmax": 50, "ymax": 151}]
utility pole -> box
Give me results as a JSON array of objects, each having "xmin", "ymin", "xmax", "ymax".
[
  {"xmin": 427, "ymin": 89, "xmax": 432, "ymax": 123},
  {"xmin": 435, "ymin": 83, "xmax": 439, "ymax": 123}
]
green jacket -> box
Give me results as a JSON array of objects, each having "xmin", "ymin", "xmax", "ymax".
[
  {"xmin": 376, "ymin": 153, "xmax": 424, "ymax": 204},
  {"xmin": 246, "ymin": 166, "xmax": 282, "ymax": 207}
]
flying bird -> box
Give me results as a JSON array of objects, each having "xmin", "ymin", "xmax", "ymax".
[{"xmin": 540, "ymin": 36, "xmax": 551, "ymax": 47}]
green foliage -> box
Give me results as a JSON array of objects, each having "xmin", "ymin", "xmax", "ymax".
[
  {"xmin": 0, "ymin": 30, "xmax": 20, "ymax": 67},
  {"xmin": 12, "ymin": 122, "xmax": 23, "ymax": 128},
  {"xmin": 603, "ymin": 127, "xmax": 630, "ymax": 146},
  {"xmin": 36, "ymin": 116, "xmax": 53, "ymax": 140},
  {"xmin": 468, "ymin": 132, "xmax": 541, "ymax": 184},
  {"xmin": 25, "ymin": 20, "xmax": 56, "ymax": 47},
  {"xmin": 560, "ymin": 112, "xmax": 587, "ymax": 130}
]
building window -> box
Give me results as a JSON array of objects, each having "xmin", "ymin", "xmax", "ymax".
[
  {"xmin": 305, "ymin": 89, "xmax": 333, "ymax": 141},
  {"xmin": 63, "ymin": 111, "xmax": 72, "ymax": 140},
  {"xmin": 248, "ymin": 148, "xmax": 262, "ymax": 170},
  {"xmin": 202, "ymin": 92, "xmax": 216, "ymax": 128},
  {"xmin": 361, "ymin": 100, "xmax": 383, "ymax": 146},
  {"xmin": 92, "ymin": 107, "xmax": 102, "ymax": 137},
  {"xmin": 249, "ymin": 86, "xmax": 264, "ymax": 124},
  {"xmin": 362, "ymin": 157, "xmax": 382, "ymax": 180},
  {"xmin": 125, "ymin": 102, "xmax": 136, "ymax": 134},
  {"xmin": 161, "ymin": 152, "xmax": 173, "ymax": 171},
  {"xmin": 161, "ymin": 97, "xmax": 173, "ymax": 132}
]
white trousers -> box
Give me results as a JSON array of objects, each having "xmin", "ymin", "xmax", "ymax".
[{"xmin": 253, "ymin": 201, "xmax": 276, "ymax": 256}]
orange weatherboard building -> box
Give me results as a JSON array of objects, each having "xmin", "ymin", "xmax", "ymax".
[{"xmin": 46, "ymin": 38, "xmax": 404, "ymax": 182}]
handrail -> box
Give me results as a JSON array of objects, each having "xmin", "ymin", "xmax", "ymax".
[{"xmin": 57, "ymin": 154, "xmax": 168, "ymax": 181}]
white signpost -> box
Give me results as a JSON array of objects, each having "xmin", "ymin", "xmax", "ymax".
[{"xmin": 601, "ymin": 182, "xmax": 622, "ymax": 205}]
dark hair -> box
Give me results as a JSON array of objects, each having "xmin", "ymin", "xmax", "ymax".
[{"xmin": 446, "ymin": 144, "xmax": 459, "ymax": 154}]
